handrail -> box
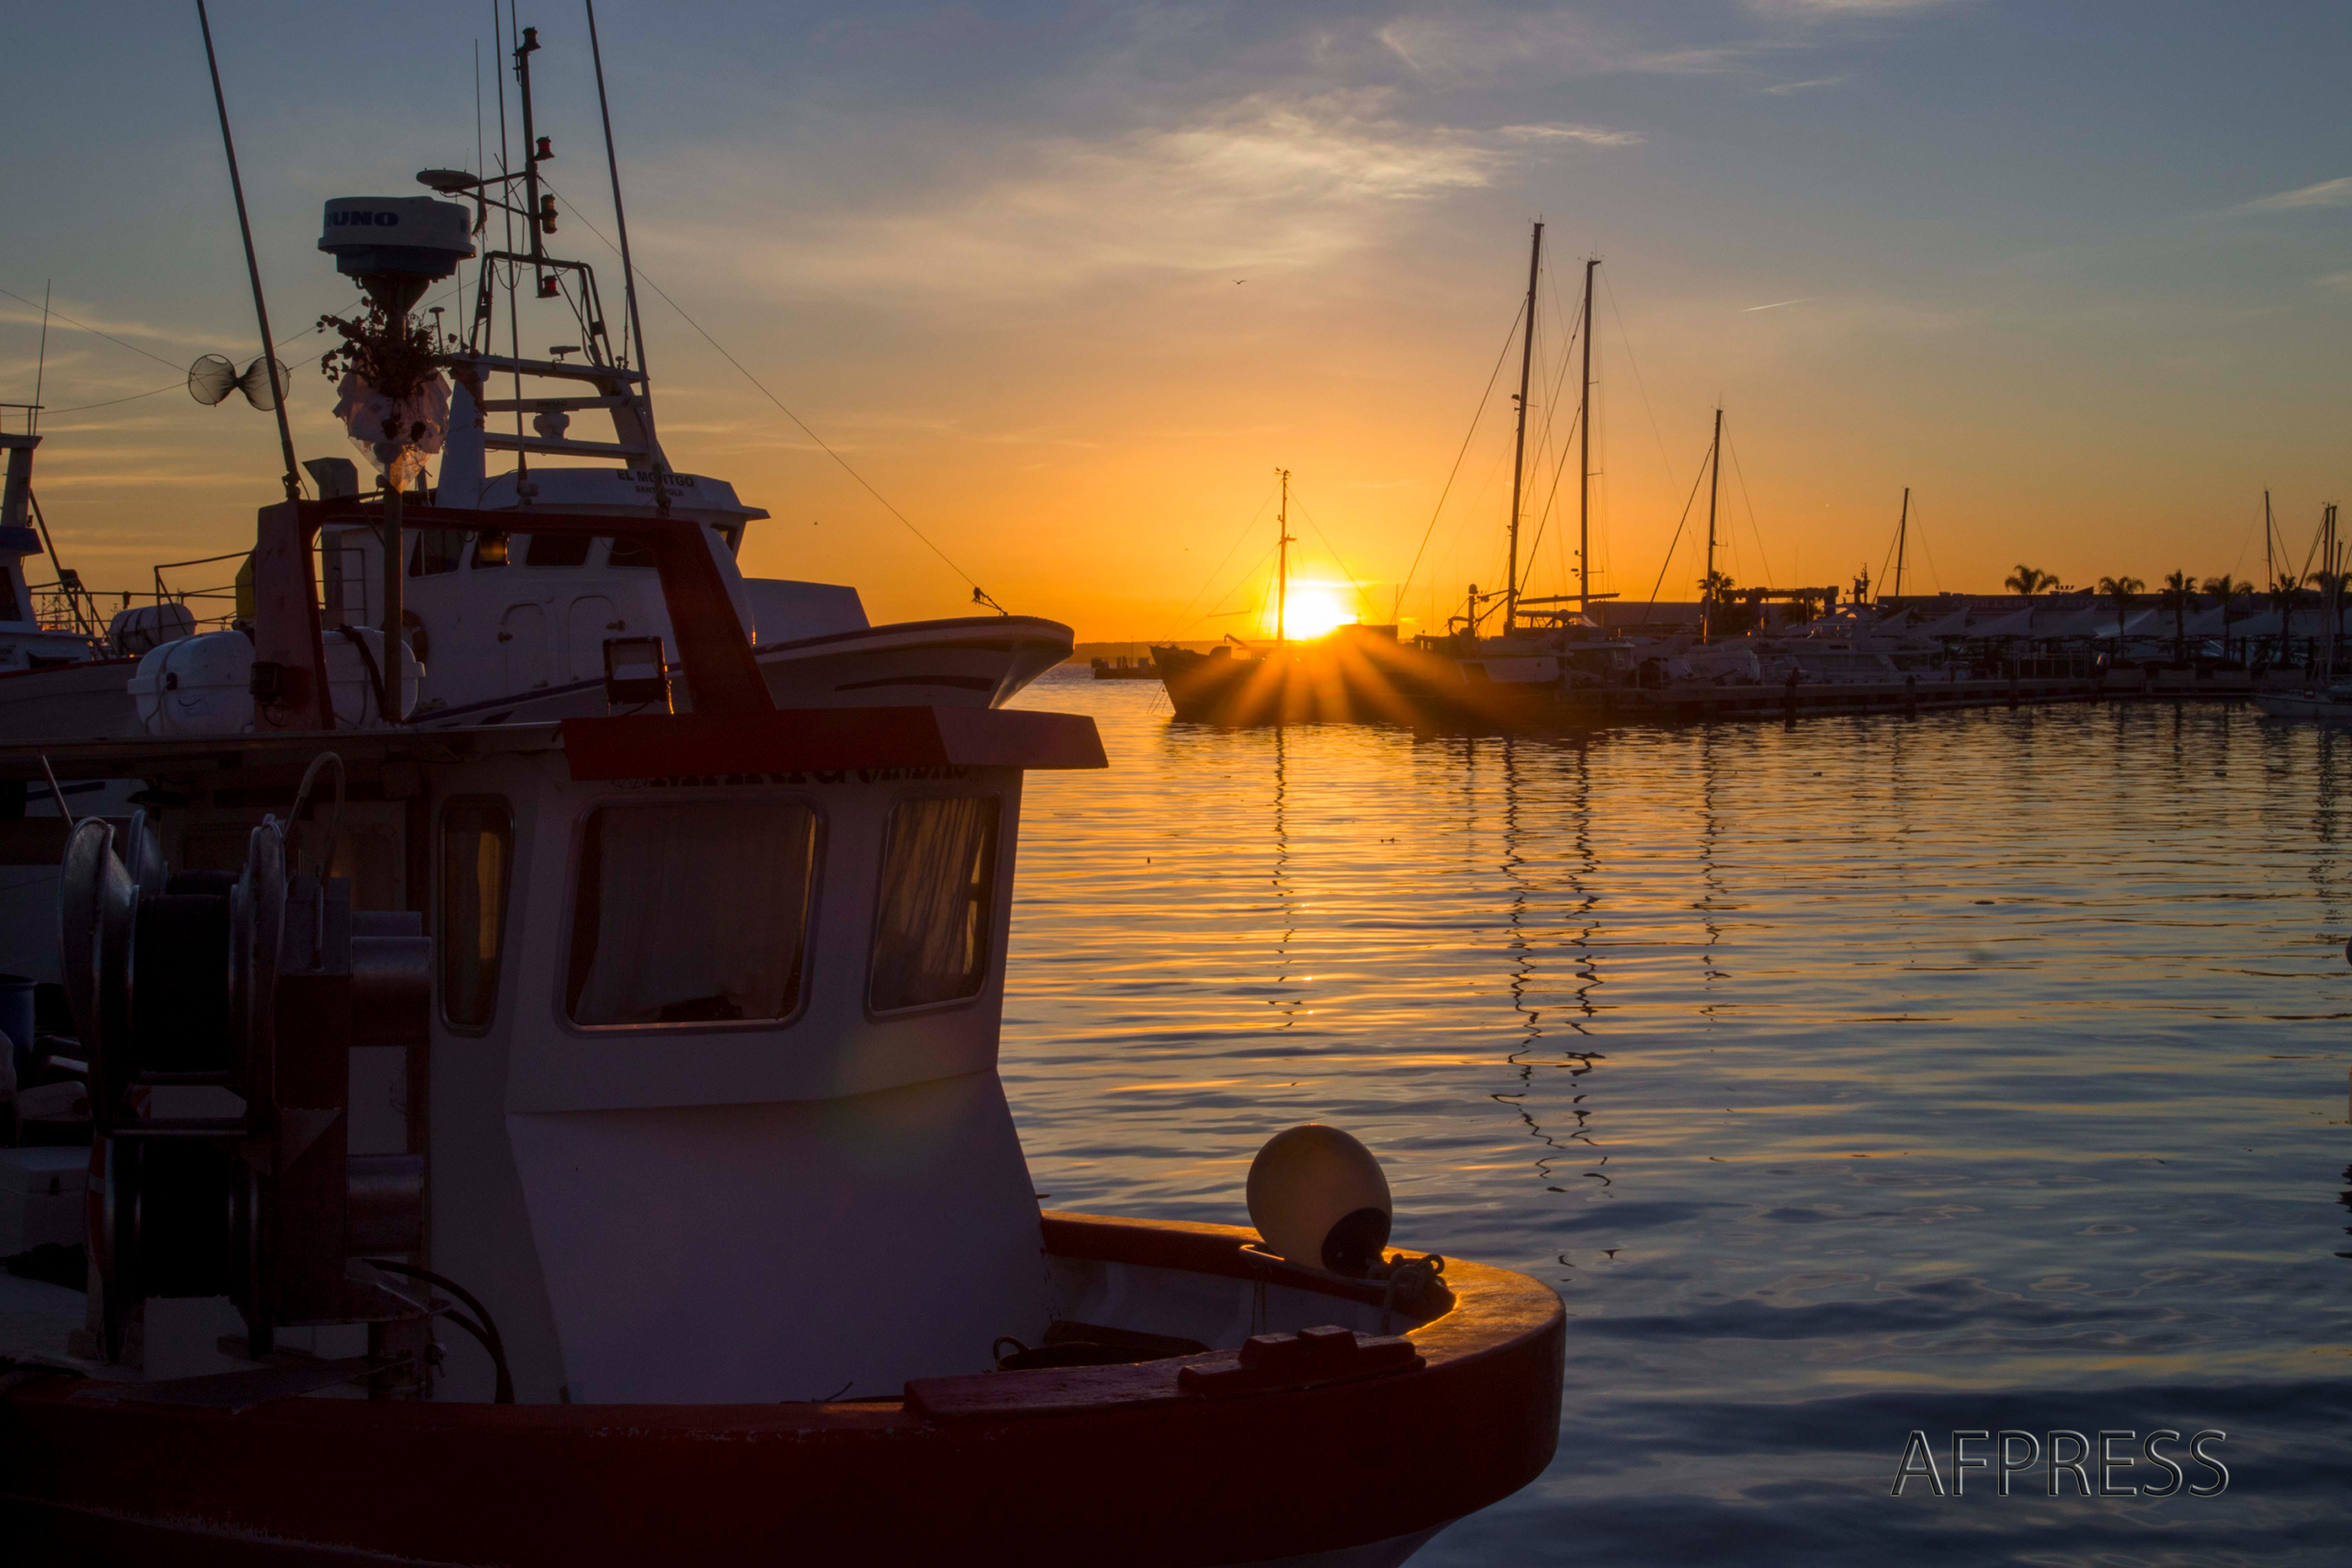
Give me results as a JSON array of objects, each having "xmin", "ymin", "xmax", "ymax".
[{"xmin": 247, "ymin": 499, "xmax": 769, "ymax": 731}]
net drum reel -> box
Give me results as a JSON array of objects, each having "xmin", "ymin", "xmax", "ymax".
[{"xmin": 59, "ymin": 799, "xmax": 432, "ymax": 1364}]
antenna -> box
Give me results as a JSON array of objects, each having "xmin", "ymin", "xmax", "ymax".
[
  {"xmin": 31, "ymin": 282, "xmax": 50, "ymax": 435},
  {"xmin": 194, "ymin": 0, "xmax": 301, "ymax": 502}
]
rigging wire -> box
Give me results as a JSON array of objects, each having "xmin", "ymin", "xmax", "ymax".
[
  {"xmin": 0, "ymin": 286, "xmax": 193, "ymax": 374},
  {"xmin": 23, "ymin": 314, "xmax": 350, "ymax": 419},
  {"xmin": 546, "ymin": 191, "xmax": 985, "ymax": 592},
  {"xmin": 1285, "ymin": 487, "xmax": 1363, "ymax": 609},
  {"xmin": 1393, "ymin": 300, "xmax": 1525, "ymax": 623},
  {"xmin": 1910, "ymin": 496, "xmax": 1944, "ymax": 592},
  {"xmin": 1721, "ymin": 424, "xmax": 1777, "ymax": 589},
  {"xmin": 1161, "ymin": 479, "xmax": 1278, "ymax": 641},
  {"xmin": 1205, "ymin": 539, "xmax": 1283, "ymax": 627},
  {"xmin": 1639, "ymin": 436, "xmax": 1719, "ymax": 622},
  {"xmin": 1521, "ymin": 272, "xmax": 1589, "ymax": 597},
  {"xmin": 1600, "ymin": 270, "xmax": 1685, "ymax": 508}
]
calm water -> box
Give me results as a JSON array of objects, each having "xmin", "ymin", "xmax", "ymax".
[{"xmin": 1003, "ymin": 672, "xmax": 2352, "ymax": 1567}]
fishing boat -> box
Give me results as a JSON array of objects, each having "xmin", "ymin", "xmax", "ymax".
[
  {"xmin": 1149, "ymin": 472, "xmax": 1580, "ymax": 729},
  {"xmin": 0, "ymin": 118, "xmax": 1069, "ymax": 748},
  {"xmin": 0, "ymin": 22, "xmax": 1069, "ymax": 993},
  {"xmin": 1156, "ymin": 232, "xmax": 1652, "ymax": 731},
  {"xmin": 0, "ymin": 18, "xmax": 1563, "ymax": 1565},
  {"xmin": 2256, "ymin": 683, "xmax": 2352, "ymax": 722}
]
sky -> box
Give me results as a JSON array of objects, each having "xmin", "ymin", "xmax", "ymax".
[{"xmin": 4, "ymin": 1, "xmax": 2348, "ymax": 639}]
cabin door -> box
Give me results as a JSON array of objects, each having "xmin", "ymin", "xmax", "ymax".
[
  {"xmin": 500, "ymin": 603, "xmax": 551, "ymax": 691},
  {"xmin": 568, "ymin": 595, "xmax": 623, "ymax": 682}
]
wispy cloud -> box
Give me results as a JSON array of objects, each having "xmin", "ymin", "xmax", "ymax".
[
  {"xmin": 2313, "ymin": 270, "xmax": 2352, "ymax": 291},
  {"xmin": 1747, "ymin": 0, "xmax": 1952, "ymax": 17},
  {"xmin": 1762, "ymin": 74, "xmax": 1849, "ymax": 95},
  {"xmin": 1379, "ymin": 9, "xmax": 1749, "ymax": 79},
  {"xmin": 1499, "ymin": 122, "xmax": 1644, "ymax": 147},
  {"xmin": 1743, "ymin": 297, "xmax": 1815, "ymax": 311},
  {"xmin": 2240, "ymin": 175, "xmax": 2352, "ymax": 212},
  {"xmin": 677, "ymin": 93, "xmax": 1500, "ymax": 302},
  {"xmin": 0, "ymin": 301, "xmax": 220, "ymax": 353}
]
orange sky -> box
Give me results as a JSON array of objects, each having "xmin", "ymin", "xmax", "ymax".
[{"xmin": 6, "ymin": 3, "xmax": 2347, "ymax": 640}]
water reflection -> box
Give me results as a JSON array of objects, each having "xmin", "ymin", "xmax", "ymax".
[
  {"xmin": 1491, "ymin": 738, "xmax": 1611, "ymax": 1199},
  {"xmin": 1010, "ymin": 685, "xmax": 2352, "ymax": 1565}
]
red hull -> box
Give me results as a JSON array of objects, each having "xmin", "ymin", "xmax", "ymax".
[{"xmin": 1, "ymin": 1213, "xmax": 1564, "ymax": 1567}]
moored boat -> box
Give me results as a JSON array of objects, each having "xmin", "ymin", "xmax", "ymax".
[
  {"xmin": 0, "ymin": 493, "xmax": 1561, "ymax": 1568},
  {"xmin": 0, "ymin": 19, "xmax": 1564, "ymax": 1564},
  {"xmin": 2256, "ymin": 682, "xmax": 2352, "ymax": 722}
]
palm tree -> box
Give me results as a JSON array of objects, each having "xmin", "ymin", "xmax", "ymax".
[
  {"xmin": 2271, "ymin": 574, "xmax": 2303, "ymax": 663},
  {"xmin": 1698, "ymin": 570, "xmax": 1735, "ymax": 637},
  {"xmin": 2158, "ymin": 570, "xmax": 2199, "ymax": 662},
  {"xmin": 2314, "ymin": 570, "xmax": 2347, "ymax": 674},
  {"xmin": 2004, "ymin": 564, "xmax": 2056, "ymax": 596},
  {"xmin": 2202, "ymin": 575, "xmax": 2255, "ymax": 661},
  {"xmin": 2098, "ymin": 575, "xmax": 2143, "ymax": 644}
]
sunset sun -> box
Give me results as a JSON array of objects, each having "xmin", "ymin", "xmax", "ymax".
[{"xmin": 1271, "ymin": 583, "xmax": 1355, "ymax": 639}]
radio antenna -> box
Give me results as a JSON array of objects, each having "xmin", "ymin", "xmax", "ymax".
[
  {"xmin": 585, "ymin": 0, "xmax": 649, "ymax": 382},
  {"xmin": 194, "ymin": 0, "xmax": 300, "ymax": 502},
  {"xmin": 30, "ymin": 283, "xmax": 50, "ymax": 435}
]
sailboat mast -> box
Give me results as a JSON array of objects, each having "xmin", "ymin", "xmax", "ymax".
[
  {"xmin": 1578, "ymin": 256, "xmax": 1597, "ymax": 615},
  {"xmin": 1275, "ymin": 468, "xmax": 1294, "ymax": 648},
  {"xmin": 1893, "ymin": 486, "xmax": 1910, "ymax": 602},
  {"xmin": 2328, "ymin": 502, "xmax": 2341, "ymax": 679},
  {"xmin": 1702, "ymin": 407, "xmax": 1722, "ymax": 645},
  {"xmin": 2265, "ymin": 489, "xmax": 2275, "ymax": 589},
  {"xmin": 1504, "ymin": 221, "xmax": 1543, "ymax": 636}
]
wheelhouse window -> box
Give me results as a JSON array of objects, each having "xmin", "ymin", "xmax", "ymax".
[
  {"xmin": 441, "ymin": 797, "xmax": 514, "ymax": 1029},
  {"xmin": 409, "ymin": 528, "xmax": 467, "ymax": 576},
  {"xmin": 471, "ymin": 529, "xmax": 510, "ymax": 570},
  {"xmin": 524, "ymin": 533, "xmax": 594, "ymax": 568},
  {"xmin": 868, "ymin": 797, "xmax": 1001, "ymax": 1013},
  {"xmin": 566, "ymin": 802, "xmax": 818, "ymax": 1026}
]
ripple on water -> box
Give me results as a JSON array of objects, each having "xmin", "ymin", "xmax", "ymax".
[{"xmin": 1006, "ymin": 680, "xmax": 2352, "ymax": 1563}]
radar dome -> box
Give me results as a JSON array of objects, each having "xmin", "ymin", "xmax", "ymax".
[{"xmin": 319, "ymin": 197, "xmax": 475, "ymax": 313}]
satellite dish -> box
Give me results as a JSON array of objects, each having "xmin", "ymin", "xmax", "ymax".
[
  {"xmin": 187, "ymin": 354, "xmax": 237, "ymax": 406},
  {"xmin": 415, "ymin": 168, "xmax": 479, "ymax": 194},
  {"xmin": 236, "ymin": 357, "xmax": 292, "ymax": 412}
]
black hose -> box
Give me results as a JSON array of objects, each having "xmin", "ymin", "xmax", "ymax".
[{"xmin": 364, "ymin": 1258, "xmax": 514, "ymax": 1404}]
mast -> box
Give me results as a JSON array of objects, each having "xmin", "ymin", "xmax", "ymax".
[
  {"xmin": 1893, "ymin": 486, "xmax": 1909, "ymax": 601},
  {"xmin": 2265, "ymin": 488, "xmax": 2275, "ymax": 589},
  {"xmin": 195, "ymin": 0, "xmax": 300, "ymax": 502},
  {"xmin": 1578, "ymin": 255, "xmax": 1597, "ymax": 615},
  {"xmin": 2328, "ymin": 502, "xmax": 2342, "ymax": 680},
  {"xmin": 514, "ymin": 27, "xmax": 549, "ymax": 272},
  {"xmin": 1702, "ymin": 407, "xmax": 1722, "ymax": 644},
  {"xmin": 1275, "ymin": 468, "xmax": 1295, "ymax": 648},
  {"xmin": 1504, "ymin": 221, "xmax": 1543, "ymax": 636}
]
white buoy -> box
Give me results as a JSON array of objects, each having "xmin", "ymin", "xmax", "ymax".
[{"xmin": 1246, "ymin": 1124, "xmax": 1394, "ymax": 1276}]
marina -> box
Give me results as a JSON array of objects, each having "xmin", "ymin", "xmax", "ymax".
[
  {"xmin": 1007, "ymin": 677, "xmax": 2352, "ymax": 1564},
  {"xmin": 0, "ymin": 17, "xmax": 1559, "ymax": 1564},
  {"xmin": 4, "ymin": 2, "xmax": 2347, "ymax": 1562}
]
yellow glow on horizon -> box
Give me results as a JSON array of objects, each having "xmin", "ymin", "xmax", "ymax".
[{"xmin": 1269, "ymin": 583, "xmax": 1356, "ymax": 639}]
